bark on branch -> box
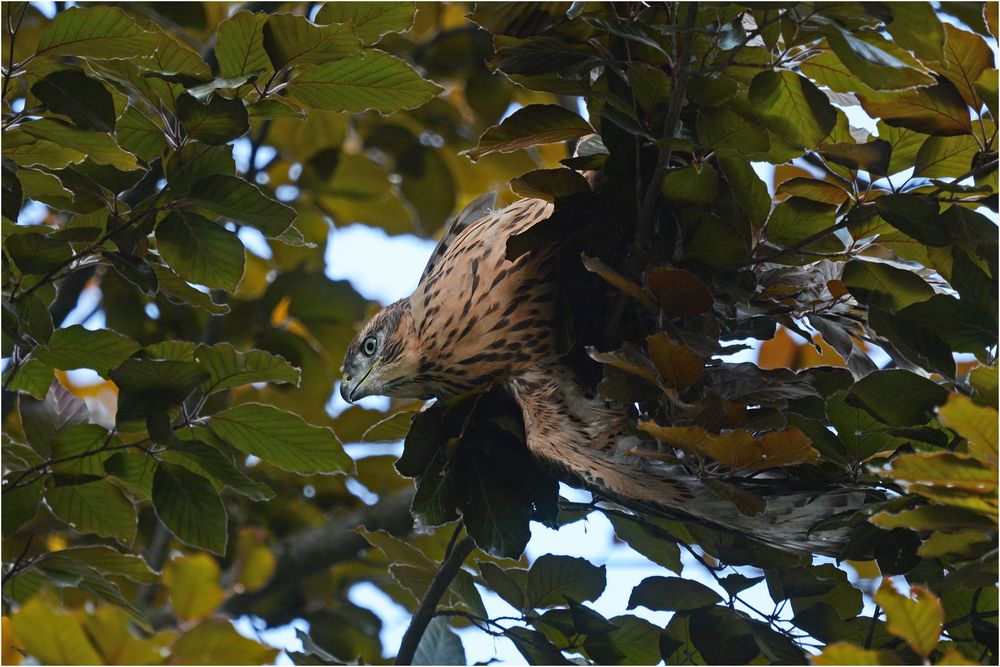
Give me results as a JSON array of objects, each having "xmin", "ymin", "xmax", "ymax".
[
  {"xmin": 394, "ymin": 536, "xmax": 477, "ymax": 666},
  {"xmin": 224, "ymin": 488, "xmax": 415, "ymax": 615}
]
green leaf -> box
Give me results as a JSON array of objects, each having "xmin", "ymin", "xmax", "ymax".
[
  {"xmin": 47, "ymin": 479, "xmax": 137, "ymax": 543},
  {"xmin": 914, "ymin": 133, "xmax": 980, "ymax": 178},
  {"xmin": 31, "ymin": 69, "xmax": 115, "ymax": 132},
  {"xmin": 661, "ymin": 164, "xmax": 719, "ymax": 205},
  {"xmin": 315, "ymin": 2, "xmax": 415, "ymax": 43},
  {"xmin": 53, "ymin": 545, "xmax": 158, "ymax": 583},
  {"xmin": 937, "ymin": 24, "xmax": 995, "ymax": 109},
  {"xmin": 152, "ymin": 263, "xmax": 231, "ymax": 314},
  {"xmin": 215, "ymin": 11, "xmax": 271, "ymax": 80},
  {"xmin": 50, "ymin": 423, "xmax": 113, "ymax": 477},
  {"xmin": 286, "ymin": 51, "xmax": 441, "ymax": 114},
  {"xmin": 161, "ymin": 439, "xmax": 275, "ymax": 501},
  {"xmin": 878, "ymin": 121, "xmax": 927, "ymax": 176},
  {"xmin": 19, "ymin": 380, "xmax": 89, "ymax": 457},
  {"xmin": 182, "ymin": 174, "xmax": 296, "ymax": 237},
  {"xmin": 176, "ymin": 93, "xmax": 249, "ymax": 146},
  {"xmin": 840, "ymin": 259, "xmax": 935, "ymax": 312},
  {"xmin": 4, "ymin": 358, "xmax": 54, "ymax": 399},
  {"xmin": 859, "ymin": 81, "xmax": 971, "ymax": 136},
  {"xmin": 103, "ymin": 451, "xmax": 156, "ymax": 498},
  {"xmin": 748, "ymin": 70, "xmax": 836, "ymax": 149},
  {"xmin": 765, "ymin": 197, "xmax": 841, "ymax": 252},
  {"xmin": 35, "ymin": 6, "xmax": 158, "ymax": 59},
  {"xmin": 2, "ymin": 129, "xmax": 86, "ymax": 169},
  {"xmin": 775, "ymin": 177, "xmax": 849, "ymax": 205},
  {"xmin": 208, "ymin": 403, "xmax": 352, "ymax": 474},
  {"xmin": 628, "ymin": 576, "xmax": 722, "ymax": 611},
  {"xmin": 478, "ymin": 561, "xmax": 526, "ymax": 610},
  {"xmin": 885, "ymin": 2, "xmax": 946, "ymax": 62},
  {"xmin": 509, "ymin": 168, "xmax": 589, "ymax": 202},
  {"xmin": 195, "ymin": 342, "xmax": 300, "ymax": 394},
  {"xmin": 817, "ymin": 139, "xmax": 891, "ymax": 174},
  {"xmin": 19, "ymin": 119, "xmax": 138, "ymax": 170},
  {"xmin": 2, "ymin": 478, "xmax": 43, "ymax": 537},
  {"xmin": 413, "ymin": 617, "xmax": 466, "ymax": 666},
  {"xmin": 875, "ymin": 194, "xmax": 947, "ymax": 247},
  {"xmin": 110, "ymin": 359, "xmax": 207, "ymax": 427},
  {"xmin": 102, "ymin": 251, "xmax": 158, "ymax": 295},
  {"xmin": 152, "ymin": 462, "xmax": 228, "ymax": 555},
  {"xmin": 263, "ymin": 13, "xmax": 359, "ymax": 70},
  {"xmin": 1, "ymin": 158, "xmax": 21, "ymax": 221},
  {"xmin": 846, "ymin": 369, "xmax": 949, "ymax": 426},
  {"xmin": 606, "ymin": 511, "xmax": 682, "ymax": 573},
  {"xmin": 697, "ymin": 107, "xmax": 770, "ymax": 158},
  {"xmin": 5, "ymin": 231, "xmax": 72, "ymax": 275},
  {"xmin": 114, "ymin": 106, "xmax": 167, "ymax": 163},
  {"xmin": 874, "ymin": 582, "xmax": 943, "ymax": 657},
  {"xmin": 590, "ymin": 616, "xmax": 661, "ymax": 666},
  {"xmin": 823, "ymin": 26, "xmax": 934, "ymax": 91},
  {"xmin": 467, "ymin": 104, "xmax": 593, "ymax": 161},
  {"xmin": 34, "ymin": 325, "xmax": 139, "ymax": 375},
  {"xmin": 155, "ymin": 210, "xmax": 245, "ymax": 291},
  {"xmin": 526, "ymin": 554, "xmax": 606, "ymax": 608}
]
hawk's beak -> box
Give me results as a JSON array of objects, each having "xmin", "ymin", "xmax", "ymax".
[
  {"xmin": 340, "ymin": 379, "xmax": 355, "ymax": 404},
  {"xmin": 340, "ymin": 365, "xmax": 375, "ymax": 403}
]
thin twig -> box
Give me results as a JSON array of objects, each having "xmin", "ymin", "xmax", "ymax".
[
  {"xmin": 635, "ymin": 1, "xmax": 699, "ymax": 246},
  {"xmin": 395, "ymin": 536, "xmax": 476, "ymax": 665}
]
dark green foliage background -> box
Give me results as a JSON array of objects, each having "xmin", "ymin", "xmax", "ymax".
[{"xmin": 1, "ymin": 2, "xmax": 997, "ymax": 665}]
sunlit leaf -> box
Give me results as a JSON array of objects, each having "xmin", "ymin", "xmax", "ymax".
[
  {"xmin": 286, "ymin": 51, "xmax": 442, "ymax": 114},
  {"xmin": 208, "ymin": 403, "xmax": 352, "ymax": 474}
]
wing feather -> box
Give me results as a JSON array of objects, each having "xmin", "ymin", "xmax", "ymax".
[{"xmin": 420, "ymin": 192, "xmax": 496, "ymax": 281}]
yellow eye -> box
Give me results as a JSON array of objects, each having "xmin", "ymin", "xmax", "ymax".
[{"xmin": 362, "ymin": 335, "xmax": 378, "ymax": 356}]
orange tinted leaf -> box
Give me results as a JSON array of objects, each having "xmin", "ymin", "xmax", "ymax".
[
  {"xmin": 644, "ymin": 267, "xmax": 714, "ymax": 317},
  {"xmin": 647, "ymin": 333, "xmax": 703, "ymax": 389}
]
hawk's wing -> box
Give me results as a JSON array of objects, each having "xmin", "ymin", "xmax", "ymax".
[{"xmin": 420, "ymin": 192, "xmax": 497, "ymax": 282}]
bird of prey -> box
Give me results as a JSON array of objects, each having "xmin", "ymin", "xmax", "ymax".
[{"xmin": 341, "ymin": 193, "xmax": 865, "ymax": 556}]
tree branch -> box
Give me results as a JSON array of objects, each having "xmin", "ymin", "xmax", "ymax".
[
  {"xmin": 395, "ymin": 535, "xmax": 476, "ymax": 666},
  {"xmin": 223, "ymin": 488, "xmax": 416, "ymax": 616}
]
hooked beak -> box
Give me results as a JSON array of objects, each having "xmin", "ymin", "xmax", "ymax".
[{"xmin": 340, "ymin": 365, "xmax": 374, "ymax": 404}]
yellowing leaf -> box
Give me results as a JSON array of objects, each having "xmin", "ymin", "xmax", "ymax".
[
  {"xmin": 811, "ymin": 641, "xmax": 886, "ymax": 665},
  {"xmin": 235, "ymin": 529, "xmax": 277, "ymax": 593},
  {"xmin": 937, "ymin": 647, "xmax": 980, "ymax": 665},
  {"xmin": 881, "ymin": 451, "xmax": 997, "ymax": 491},
  {"xmin": 163, "ymin": 553, "xmax": 225, "ymax": 621},
  {"xmin": 637, "ymin": 423, "xmax": 818, "ymax": 471},
  {"xmin": 647, "ymin": 333, "xmax": 703, "ymax": 389},
  {"xmin": 874, "ymin": 581, "xmax": 943, "ymax": 657},
  {"xmin": 938, "ymin": 393, "xmax": 999, "ymax": 464},
  {"xmin": 581, "ymin": 254, "xmax": 657, "ymax": 311},
  {"xmin": 9, "ymin": 596, "xmax": 102, "ymax": 665},
  {"xmin": 171, "ymin": 618, "xmax": 278, "ymax": 664}
]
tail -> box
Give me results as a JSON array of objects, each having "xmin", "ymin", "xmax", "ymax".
[{"xmin": 508, "ymin": 363, "xmax": 868, "ymax": 557}]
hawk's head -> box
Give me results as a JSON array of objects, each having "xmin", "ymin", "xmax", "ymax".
[{"xmin": 340, "ymin": 299, "xmax": 421, "ymax": 402}]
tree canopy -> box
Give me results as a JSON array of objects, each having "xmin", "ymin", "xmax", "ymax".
[{"xmin": 1, "ymin": 2, "xmax": 998, "ymax": 665}]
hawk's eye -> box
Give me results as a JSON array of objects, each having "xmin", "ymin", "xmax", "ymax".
[{"xmin": 362, "ymin": 335, "xmax": 378, "ymax": 357}]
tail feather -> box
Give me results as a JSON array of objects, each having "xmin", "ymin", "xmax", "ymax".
[{"xmin": 509, "ymin": 363, "xmax": 868, "ymax": 557}]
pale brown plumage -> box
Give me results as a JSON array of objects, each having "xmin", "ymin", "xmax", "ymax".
[{"xmin": 341, "ymin": 194, "xmax": 865, "ymax": 556}]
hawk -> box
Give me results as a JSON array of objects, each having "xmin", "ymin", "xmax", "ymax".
[{"xmin": 341, "ymin": 193, "xmax": 863, "ymax": 556}]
